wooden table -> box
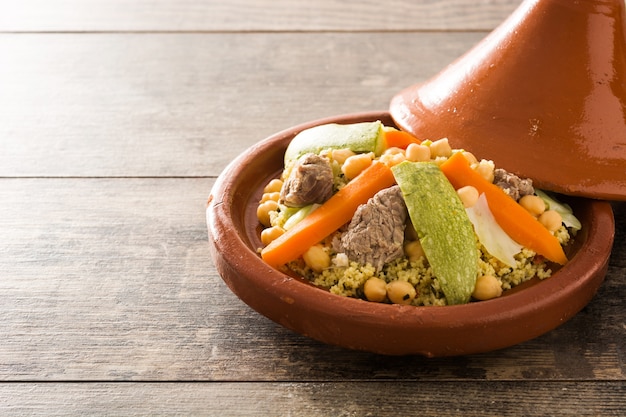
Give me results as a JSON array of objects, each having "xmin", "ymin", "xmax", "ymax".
[{"xmin": 1, "ymin": 1, "xmax": 624, "ymax": 415}]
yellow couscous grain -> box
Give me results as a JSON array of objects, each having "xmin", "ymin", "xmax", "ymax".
[{"xmin": 287, "ymin": 226, "xmax": 571, "ymax": 306}]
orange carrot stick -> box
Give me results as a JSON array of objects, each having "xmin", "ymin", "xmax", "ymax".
[
  {"xmin": 440, "ymin": 152, "xmax": 568, "ymax": 265},
  {"xmin": 261, "ymin": 162, "xmax": 396, "ymax": 268},
  {"xmin": 383, "ymin": 129, "xmax": 420, "ymax": 149}
]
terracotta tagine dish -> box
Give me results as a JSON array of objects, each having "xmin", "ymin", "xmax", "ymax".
[
  {"xmin": 207, "ymin": 111, "xmax": 614, "ymax": 357},
  {"xmin": 206, "ymin": 0, "xmax": 621, "ymax": 356},
  {"xmin": 391, "ymin": 0, "xmax": 626, "ymax": 201}
]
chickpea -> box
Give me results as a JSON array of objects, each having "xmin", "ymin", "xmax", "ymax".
[
  {"xmin": 260, "ymin": 191, "xmax": 281, "ymax": 203},
  {"xmin": 475, "ymin": 159, "xmax": 495, "ymax": 183},
  {"xmin": 383, "ymin": 147, "xmax": 405, "ymax": 156},
  {"xmin": 342, "ymin": 153, "xmax": 373, "ymax": 180},
  {"xmin": 364, "ymin": 277, "xmax": 387, "ymax": 302},
  {"xmin": 260, "ymin": 226, "xmax": 285, "ymax": 246},
  {"xmin": 263, "ymin": 179, "xmax": 283, "ymax": 194},
  {"xmin": 429, "ymin": 138, "xmax": 452, "ymax": 158},
  {"xmin": 519, "ymin": 195, "xmax": 546, "ymax": 217},
  {"xmin": 405, "ymin": 143, "xmax": 431, "ymax": 162},
  {"xmin": 472, "ymin": 275, "xmax": 503, "ymax": 301},
  {"xmin": 257, "ymin": 200, "xmax": 278, "ymax": 227},
  {"xmin": 393, "ymin": 153, "xmax": 407, "ymax": 165},
  {"xmin": 330, "ymin": 148, "xmax": 356, "ymax": 165},
  {"xmin": 539, "ymin": 209, "xmax": 562, "ymax": 232},
  {"xmin": 380, "ymin": 152, "xmax": 406, "ymax": 167},
  {"xmin": 302, "ymin": 244, "xmax": 330, "ymax": 273},
  {"xmin": 432, "ymin": 157, "xmax": 447, "ymax": 166},
  {"xmin": 386, "ymin": 280, "xmax": 417, "ymax": 305},
  {"xmin": 462, "ymin": 151, "xmax": 478, "ymax": 166},
  {"xmin": 457, "ymin": 185, "xmax": 479, "ymax": 208},
  {"xmin": 404, "ymin": 240, "xmax": 426, "ymax": 262}
]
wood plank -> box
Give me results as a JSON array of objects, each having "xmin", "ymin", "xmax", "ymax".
[
  {"xmin": 0, "ymin": 32, "xmax": 486, "ymax": 177},
  {"xmin": 610, "ymin": 203, "xmax": 626, "ymax": 268},
  {"xmin": 0, "ymin": 178, "xmax": 624, "ymax": 381},
  {"xmin": 0, "ymin": 381, "xmax": 624, "ymax": 416},
  {"xmin": 0, "ymin": 0, "xmax": 519, "ymax": 32}
]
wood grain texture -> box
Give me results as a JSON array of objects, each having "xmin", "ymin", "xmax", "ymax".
[
  {"xmin": 0, "ymin": 0, "xmax": 519, "ymax": 32},
  {"xmin": 0, "ymin": 0, "xmax": 625, "ymax": 413},
  {"xmin": 0, "ymin": 32, "xmax": 485, "ymax": 177},
  {"xmin": 0, "ymin": 381, "xmax": 625, "ymax": 416}
]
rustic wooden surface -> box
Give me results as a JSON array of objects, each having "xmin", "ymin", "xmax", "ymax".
[{"xmin": 0, "ymin": 0, "xmax": 624, "ymax": 415}]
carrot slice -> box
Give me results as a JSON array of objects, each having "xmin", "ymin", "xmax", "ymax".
[
  {"xmin": 383, "ymin": 129, "xmax": 420, "ymax": 150},
  {"xmin": 440, "ymin": 152, "xmax": 568, "ymax": 265},
  {"xmin": 261, "ymin": 162, "xmax": 396, "ymax": 268}
]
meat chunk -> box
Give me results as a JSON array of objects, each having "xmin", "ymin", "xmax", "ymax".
[
  {"xmin": 333, "ymin": 185, "xmax": 407, "ymax": 271},
  {"xmin": 494, "ymin": 168, "xmax": 534, "ymax": 201},
  {"xmin": 280, "ymin": 153, "xmax": 334, "ymax": 207}
]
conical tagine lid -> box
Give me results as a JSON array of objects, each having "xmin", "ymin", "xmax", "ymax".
[{"xmin": 390, "ymin": 0, "xmax": 626, "ymax": 200}]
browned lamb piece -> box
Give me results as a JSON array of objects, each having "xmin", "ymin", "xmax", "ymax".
[
  {"xmin": 279, "ymin": 153, "xmax": 334, "ymax": 207},
  {"xmin": 493, "ymin": 168, "xmax": 535, "ymax": 201},
  {"xmin": 334, "ymin": 185, "xmax": 407, "ymax": 271}
]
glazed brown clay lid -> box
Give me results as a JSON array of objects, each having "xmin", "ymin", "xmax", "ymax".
[{"xmin": 390, "ymin": 0, "xmax": 626, "ymax": 200}]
